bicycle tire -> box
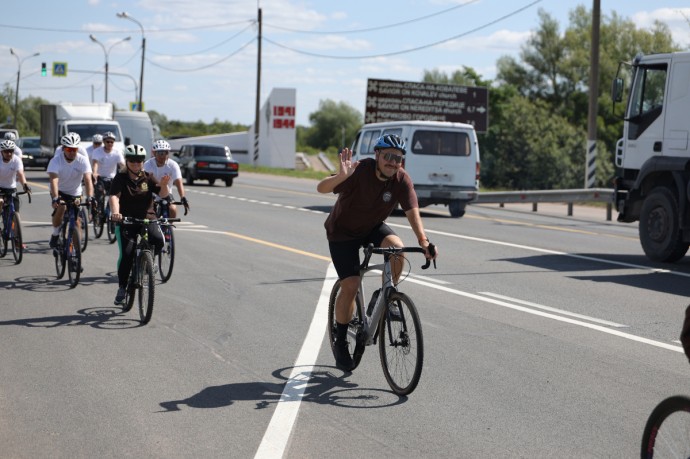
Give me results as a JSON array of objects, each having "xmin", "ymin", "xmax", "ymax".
[
  {"xmin": 106, "ymin": 203, "xmax": 117, "ymax": 244},
  {"xmin": 138, "ymin": 250, "xmax": 155, "ymax": 324},
  {"xmin": 54, "ymin": 226, "xmax": 66, "ymax": 279},
  {"xmin": 67, "ymin": 231, "xmax": 81, "ymax": 288},
  {"xmin": 158, "ymin": 225, "xmax": 175, "ymax": 282},
  {"xmin": 0, "ymin": 209, "xmax": 7, "ymax": 258},
  {"xmin": 79, "ymin": 207, "xmax": 88, "ymax": 253},
  {"xmin": 641, "ymin": 395, "xmax": 690, "ymax": 458},
  {"xmin": 378, "ymin": 292, "xmax": 424, "ymax": 396},
  {"xmin": 327, "ymin": 279, "xmax": 365, "ymax": 371},
  {"xmin": 93, "ymin": 202, "xmax": 104, "ymax": 238},
  {"xmin": 10, "ymin": 213, "xmax": 22, "ymax": 264}
]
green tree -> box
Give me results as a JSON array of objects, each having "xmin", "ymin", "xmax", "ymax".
[{"xmin": 306, "ymin": 99, "xmax": 362, "ymax": 152}]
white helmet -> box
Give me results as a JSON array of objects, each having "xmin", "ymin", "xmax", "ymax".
[
  {"xmin": 0, "ymin": 139, "xmax": 16, "ymax": 151},
  {"xmin": 92, "ymin": 134, "xmax": 103, "ymax": 143},
  {"xmin": 4, "ymin": 132, "xmax": 16, "ymax": 141},
  {"xmin": 61, "ymin": 132, "xmax": 81, "ymax": 147},
  {"xmin": 125, "ymin": 144, "xmax": 147, "ymax": 160},
  {"xmin": 152, "ymin": 139, "xmax": 171, "ymax": 151}
]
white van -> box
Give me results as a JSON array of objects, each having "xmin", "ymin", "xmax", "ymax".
[
  {"xmin": 351, "ymin": 120, "xmax": 480, "ymax": 217},
  {"xmin": 114, "ymin": 111, "xmax": 155, "ymax": 154}
]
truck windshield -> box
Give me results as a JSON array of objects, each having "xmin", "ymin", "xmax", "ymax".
[{"xmin": 68, "ymin": 124, "xmax": 123, "ymax": 142}]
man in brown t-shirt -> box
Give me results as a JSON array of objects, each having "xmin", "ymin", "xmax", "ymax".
[{"xmin": 317, "ymin": 134, "xmax": 437, "ymax": 371}]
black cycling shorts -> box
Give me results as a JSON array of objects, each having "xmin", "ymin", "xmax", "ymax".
[{"xmin": 328, "ymin": 223, "xmax": 396, "ymax": 279}]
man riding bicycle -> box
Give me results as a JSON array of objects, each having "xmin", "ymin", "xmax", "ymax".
[
  {"xmin": 316, "ymin": 134, "xmax": 438, "ymax": 371},
  {"xmin": 91, "ymin": 131, "xmax": 125, "ymax": 218},
  {"xmin": 109, "ymin": 144, "xmax": 170, "ymax": 305},
  {"xmin": 143, "ymin": 139, "xmax": 189, "ymax": 218},
  {"xmin": 0, "ymin": 139, "xmax": 31, "ymax": 210}
]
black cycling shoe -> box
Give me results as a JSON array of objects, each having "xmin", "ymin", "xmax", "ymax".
[
  {"xmin": 334, "ymin": 339, "xmax": 354, "ymax": 372},
  {"xmin": 114, "ymin": 287, "xmax": 126, "ymax": 305},
  {"xmin": 49, "ymin": 235, "xmax": 59, "ymax": 248}
]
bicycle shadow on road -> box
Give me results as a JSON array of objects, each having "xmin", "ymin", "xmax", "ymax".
[
  {"xmin": 0, "ymin": 306, "xmax": 140, "ymax": 329},
  {"xmin": 0, "ymin": 273, "xmax": 116, "ymax": 291},
  {"xmin": 158, "ymin": 365, "xmax": 407, "ymax": 412}
]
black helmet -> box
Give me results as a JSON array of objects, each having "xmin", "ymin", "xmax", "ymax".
[{"xmin": 125, "ymin": 144, "xmax": 147, "ymax": 160}]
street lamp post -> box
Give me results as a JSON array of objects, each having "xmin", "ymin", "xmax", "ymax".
[
  {"xmin": 9, "ymin": 48, "xmax": 40, "ymax": 127},
  {"xmin": 117, "ymin": 12, "xmax": 145, "ymax": 111},
  {"xmin": 89, "ymin": 35, "xmax": 131, "ymax": 103}
]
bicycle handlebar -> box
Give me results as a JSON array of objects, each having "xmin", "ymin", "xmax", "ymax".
[
  {"xmin": 361, "ymin": 243, "xmax": 437, "ymax": 271},
  {"xmin": 1, "ymin": 190, "xmax": 31, "ymax": 204},
  {"xmin": 120, "ymin": 216, "xmax": 181, "ymax": 225}
]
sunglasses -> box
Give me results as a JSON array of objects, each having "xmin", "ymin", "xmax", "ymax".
[
  {"xmin": 104, "ymin": 140, "xmax": 115, "ymax": 144},
  {"xmin": 155, "ymin": 151, "xmax": 169, "ymax": 155},
  {"xmin": 127, "ymin": 158, "xmax": 144, "ymax": 163},
  {"xmin": 381, "ymin": 152, "xmax": 404, "ymax": 164},
  {"xmin": 2, "ymin": 149, "xmax": 13, "ymax": 154},
  {"xmin": 64, "ymin": 147, "xmax": 78, "ymax": 153}
]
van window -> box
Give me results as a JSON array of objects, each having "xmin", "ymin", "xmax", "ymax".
[
  {"xmin": 359, "ymin": 130, "xmax": 381, "ymax": 156},
  {"xmin": 410, "ymin": 130, "xmax": 471, "ymax": 157}
]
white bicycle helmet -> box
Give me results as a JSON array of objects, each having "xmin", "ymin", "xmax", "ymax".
[
  {"xmin": 125, "ymin": 144, "xmax": 147, "ymax": 160},
  {"xmin": 0, "ymin": 140, "xmax": 16, "ymax": 151},
  {"xmin": 4, "ymin": 132, "xmax": 17, "ymax": 141},
  {"xmin": 61, "ymin": 132, "xmax": 81, "ymax": 147},
  {"xmin": 103, "ymin": 131, "xmax": 116, "ymax": 141},
  {"xmin": 152, "ymin": 139, "xmax": 171, "ymax": 151},
  {"xmin": 92, "ymin": 134, "xmax": 103, "ymax": 143}
]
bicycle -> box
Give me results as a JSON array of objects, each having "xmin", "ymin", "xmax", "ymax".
[
  {"xmin": 79, "ymin": 203, "xmax": 89, "ymax": 253},
  {"xmin": 54, "ymin": 198, "xmax": 89, "ymax": 288},
  {"xmin": 153, "ymin": 198, "xmax": 186, "ymax": 283},
  {"xmin": 327, "ymin": 243, "xmax": 436, "ymax": 395},
  {"xmin": 119, "ymin": 216, "xmax": 179, "ymax": 324},
  {"xmin": 0, "ymin": 189, "xmax": 30, "ymax": 264},
  {"xmin": 641, "ymin": 395, "xmax": 690, "ymax": 458}
]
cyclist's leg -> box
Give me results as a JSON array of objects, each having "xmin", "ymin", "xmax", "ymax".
[
  {"xmin": 115, "ymin": 225, "xmax": 137, "ymax": 302},
  {"xmin": 148, "ymin": 221, "xmax": 164, "ymax": 256},
  {"xmin": 375, "ymin": 223, "xmax": 404, "ymax": 283}
]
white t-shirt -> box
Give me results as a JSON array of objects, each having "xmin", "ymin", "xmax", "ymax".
[
  {"xmin": 54, "ymin": 145, "xmax": 89, "ymax": 158},
  {"xmin": 0, "ymin": 155, "xmax": 24, "ymax": 188},
  {"xmin": 92, "ymin": 147, "xmax": 125, "ymax": 178},
  {"xmin": 143, "ymin": 157, "xmax": 182, "ymax": 196},
  {"xmin": 85, "ymin": 144, "xmax": 100, "ymax": 164},
  {"xmin": 47, "ymin": 151, "xmax": 92, "ymax": 196},
  {"xmin": 13, "ymin": 146, "xmax": 23, "ymax": 159}
]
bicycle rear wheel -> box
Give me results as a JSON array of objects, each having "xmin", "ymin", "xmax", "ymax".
[
  {"xmin": 138, "ymin": 250, "xmax": 155, "ymax": 324},
  {"xmin": 66, "ymin": 231, "xmax": 81, "ymax": 288},
  {"xmin": 79, "ymin": 207, "xmax": 88, "ymax": 253},
  {"xmin": 378, "ymin": 292, "xmax": 424, "ymax": 396},
  {"xmin": 93, "ymin": 201, "xmax": 104, "ymax": 238},
  {"xmin": 327, "ymin": 279, "xmax": 365, "ymax": 370},
  {"xmin": 54, "ymin": 228, "xmax": 66, "ymax": 279},
  {"xmin": 0, "ymin": 210, "xmax": 7, "ymax": 258},
  {"xmin": 10, "ymin": 213, "xmax": 22, "ymax": 264},
  {"xmin": 641, "ymin": 395, "xmax": 690, "ymax": 458},
  {"xmin": 158, "ymin": 226, "xmax": 175, "ymax": 282}
]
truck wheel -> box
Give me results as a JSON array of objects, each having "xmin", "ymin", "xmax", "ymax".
[
  {"xmin": 449, "ymin": 200, "xmax": 466, "ymax": 218},
  {"xmin": 639, "ymin": 187, "xmax": 689, "ymax": 262}
]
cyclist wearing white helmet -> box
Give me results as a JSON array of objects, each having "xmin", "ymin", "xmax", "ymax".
[
  {"xmin": 4, "ymin": 132, "xmax": 23, "ymax": 159},
  {"xmin": 316, "ymin": 134, "xmax": 437, "ymax": 371},
  {"xmin": 109, "ymin": 144, "xmax": 170, "ymax": 305},
  {"xmin": 143, "ymin": 139, "xmax": 189, "ymax": 217},
  {"xmin": 0, "ymin": 139, "xmax": 30, "ymax": 211},
  {"xmin": 53, "ymin": 131, "xmax": 88, "ymax": 159},
  {"xmin": 86, "ymin": 133, "xmax": 103, "ymax": 165},
  {"xmin": 47, "ymin": 132, "xmax": 94, "ymax": 248}
]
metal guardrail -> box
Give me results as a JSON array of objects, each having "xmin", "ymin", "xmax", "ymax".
[{"xmin": 472, "ymin": 188, "xmax": 615, "ymax": 221}]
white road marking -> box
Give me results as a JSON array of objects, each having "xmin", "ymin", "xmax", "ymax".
[
  {"xmin": 478, "ymin": 292, "xmax": 628, "ymax": 328},
  {"xmin": 254, "ymin": 263, "xmax": 336, "ymax": 458}
]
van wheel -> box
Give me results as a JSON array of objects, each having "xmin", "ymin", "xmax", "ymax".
[
  {"xmin": 639, "ymin": 187, "xmax": 689, "ymax": 262},
  {"xmin": 449, "ymin": 200, "xmax": 466, "ymax": 218}
]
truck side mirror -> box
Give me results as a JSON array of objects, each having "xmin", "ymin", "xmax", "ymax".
[{"xmin": 612, "ymin": 78, "xmax": 624, "ymax": 103}]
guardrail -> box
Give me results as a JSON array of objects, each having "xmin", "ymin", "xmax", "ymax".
[{"xmin": 472, "ymin": 188, "xmax": 615, "ymax": 221}]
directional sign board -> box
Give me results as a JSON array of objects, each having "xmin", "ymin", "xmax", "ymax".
[
  {"xmin": 365, "ymin": 78, "xmax": 488, "ymax": 132},
  {"xmin": 52, "ymin": 62, "xmax": 68, "ymax": 77}
]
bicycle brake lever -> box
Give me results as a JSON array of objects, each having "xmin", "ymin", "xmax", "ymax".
[{"xmin": 421, "ymin": 243, "xmax": 437, "ymax": 270}]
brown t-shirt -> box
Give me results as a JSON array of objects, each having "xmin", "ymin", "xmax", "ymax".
[
  {"xmin": 109, "ymin": 171, "xmax": 160, "ymax": 219},
  {"xmin": 324, "ymin": 158, "xmax": 418, "ymax": 241}
]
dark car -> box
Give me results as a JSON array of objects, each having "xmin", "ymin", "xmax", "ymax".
[
  {"xmin": 175, "ymin": 143, "xmax": 239, "ymax": 187},
  {"xmin": 17, "ymin": 136, "xmax": 52, "ymax": 169}
]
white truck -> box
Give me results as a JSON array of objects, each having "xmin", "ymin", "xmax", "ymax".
[
  {"xmin": 114, "ymin": 110, "xmax": 155, "ymax": 151},
  {"xmin": 350, "ymin": 120, "xmax": 480, "ymax": 217},
  {"xmin": 612, "ymin": 51, "xmax": 690, "ymax": 262},
  {"xmin": 40, "ymin": 102, "xmax": 125, "ymax": 155}
]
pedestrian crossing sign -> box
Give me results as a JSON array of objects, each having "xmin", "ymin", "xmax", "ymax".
[{"xmin": 52, "ymin": 62, "xmax": 68, "ymax": 77}]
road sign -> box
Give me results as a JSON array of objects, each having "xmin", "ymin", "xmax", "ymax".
[
  {"xmin": 129, "ymin": 102, "xmax": 144, "ymax": 111},
  {"xmin": 365, "ymin": 78, "xmax": 489, "ymax": 132},
  {"xmin": 52, "ymin": 62, "xmax": 68, "ymax": 77}
]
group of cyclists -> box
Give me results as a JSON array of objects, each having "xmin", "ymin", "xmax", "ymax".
[{"xmin": 2, "ymin": 129, "xmax": 190, "ymax": 305}]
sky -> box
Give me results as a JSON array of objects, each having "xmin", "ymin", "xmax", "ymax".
[{"xmin": 2, "ymin": 0, "xmax": 690, "ymax": 128}]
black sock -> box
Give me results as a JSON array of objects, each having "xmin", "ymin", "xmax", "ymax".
[{"xmin": 336, "ymin": 322, "xmax": 349, "ymax": 342}]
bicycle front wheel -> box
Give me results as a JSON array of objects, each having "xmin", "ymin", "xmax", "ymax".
[
  {"xmin": 66, "ymin": 231, "xmax": 81, "ymax": 288},
  {"xmin": 92, "ymin": 202, "xmax": 104, "ymax": 238},
  {"xmin": 327, "ymin": 279, "xmax": 365, "ymax": 370},
  {"xmin": 10, "ymin": 213, "xmax": 22, "ymax": 264},
  {"xmin": 378, "ymin": 292, "xmax": 424, "ymax": 396},
  {"xmin": 54, "ymin": 229, "xmax": 66, "ymax": 279},
  {"xmin": 138, "ymin": 250, "xmax": 155, "ymax": 324},
  {"xmin": 0, "ymin": 211, "xmax": 7, "ymax": 258},
  {"xmin": 106, "ymin": 204, "xmax": 117, "ymax": 244},
  {"xmin": 641, "ymin": 395, "xmax": 690, "ymax": 458},
  {"xmin": 79, "ymin": 207, "xmax": 88, "ymax": 253},
  {"xmin": 158, "ymin": 226, "xmax": 175, "ymax": 282}
]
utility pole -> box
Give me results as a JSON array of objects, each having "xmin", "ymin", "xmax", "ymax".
[
  {"xmin": 253, "ymin": 7, "xmax": 262, "ymax": 165},
  {"xmin": 586, "ymin": 0, "xmax": 600, "ymax": 188}
]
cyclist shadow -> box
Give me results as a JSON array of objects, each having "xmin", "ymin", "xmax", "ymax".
[
  {"xmin": 0, "ymin": 272, "xmax": 117, "ymax": 291},
  {"xmin": 0, "ymin": 306, "xmax": 140, "ymax": 329},
  {"xmin": 158, "ymin": 365, "xmax": 408, "ymax": 412}
]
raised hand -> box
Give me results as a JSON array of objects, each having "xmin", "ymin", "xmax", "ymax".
[{"xmin": 338, "ymin": 148, "xmax": 360, "ymax": 177}]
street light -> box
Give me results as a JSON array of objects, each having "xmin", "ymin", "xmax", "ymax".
[
  {"xmin": 89, "ymin": 34, "xmax": 131, "ymax": 103},
  {"xmin": 9, "ymin": 48, "xmax": 40, "ymax": 127},
  {"xmin": 117, "ymin": 12, "xmax": 145, "ymax": 111}
]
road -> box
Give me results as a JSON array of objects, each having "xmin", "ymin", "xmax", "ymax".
[{"xmin": 1, "ymin": 169, "xmax": 689, "ymax": 458}]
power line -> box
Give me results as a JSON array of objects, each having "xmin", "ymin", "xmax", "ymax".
[
  {"xmin": 263, "ymin": 0, "xmax": 542, "ymax": 60},
  {"xmin": 145, "ymin": 38, "xmax": 256, "ymax": 72},
  {"xmin": 147, "ymin": 23, "xmax": 255, "ymax": 57}
]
